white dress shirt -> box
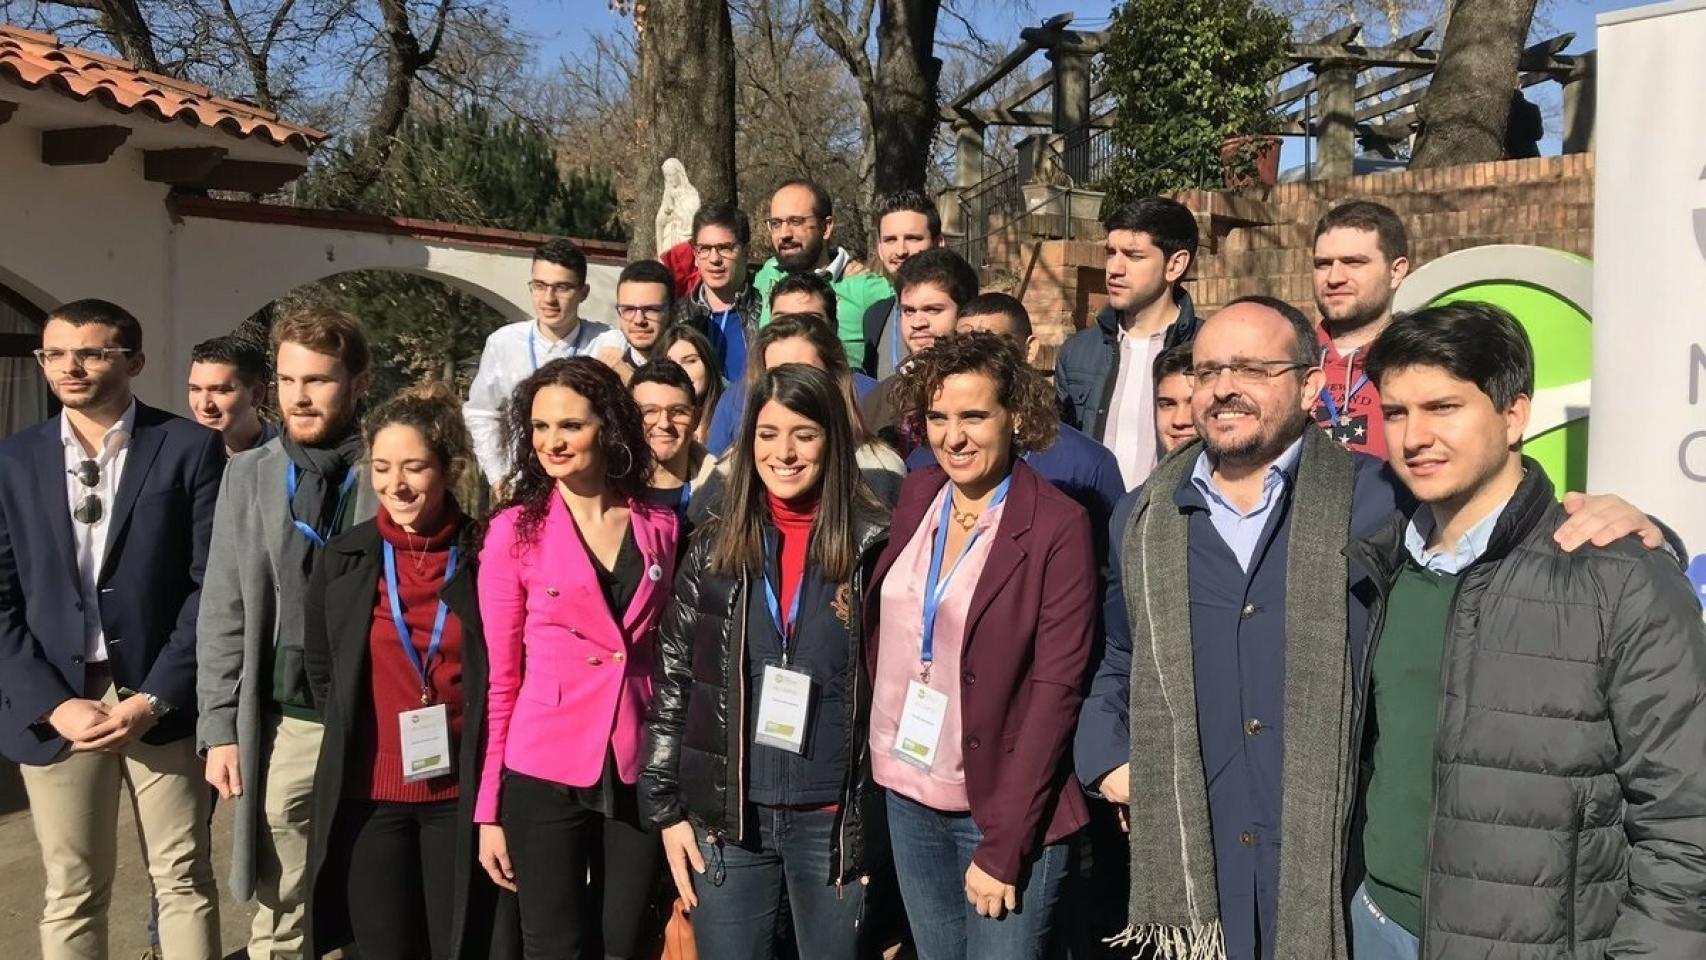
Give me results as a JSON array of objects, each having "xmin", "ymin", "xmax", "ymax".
[
  {"xmin": 61, "ymin": 397, "xmax": 137, "ymax": 663},
  {"xmin": 1102, "ymin": 327, "xmax": 1166, "ymax": 489},
  {"xmin": 464, "ymin": 317, "xmax": 612, "ymax": 485}
]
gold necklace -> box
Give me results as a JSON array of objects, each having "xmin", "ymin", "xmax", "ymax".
[{"xmin": 949, "ymin": 494, "xmax": 980, "ymax": 531}]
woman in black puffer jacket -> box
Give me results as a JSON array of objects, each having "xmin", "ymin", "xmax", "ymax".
[{"xmin": 641, "ymin": 364, "xmax": 891, "ymax": 960}]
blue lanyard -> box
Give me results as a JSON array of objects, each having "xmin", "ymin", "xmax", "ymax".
[
  {"xmin": 1318, "ymin": 374, "xmax": 1367, "ymax": 425},
  {"xmin": 921, "ymin": 476, "xmax": 1012, "ymax": 666},
  {"xmin": 382, "ymin": 542, "xmax": 458, "ymax": 704},
  {"xmin": 677, "ymin": 480, "xmax": 693, "ymax": 515},
  {"xmin": 285, "ymin": 462, "xmax": 356, "ymax": 547},
  {"xmin": 529, "ymin": 322, "xmax": 592, "ymax": 370},
  {"xmin": 761, "ymin": 533, "xmax": 803, "ymax": 663}
]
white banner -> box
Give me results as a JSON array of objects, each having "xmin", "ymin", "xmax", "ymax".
[{"xmin": 1590, "ymin": 0, "xmax": 1706, "ymax": 606}]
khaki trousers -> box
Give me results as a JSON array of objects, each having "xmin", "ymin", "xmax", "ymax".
[
  {"xmin": 19, "ymin": 679, "xmax": 220, "ymax": 960},
  {"xmin": 247, "ymin": 712, "xmax": 321, "ymax": 960}
]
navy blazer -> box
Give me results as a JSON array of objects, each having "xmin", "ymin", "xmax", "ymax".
[{"xmin": 0, "ymin": 402, "xmax": 225, "ymax": 763}]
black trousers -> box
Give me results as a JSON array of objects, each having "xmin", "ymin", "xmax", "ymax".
[
  {"xmin": 501, "ymin": 772, "xmax": 662, "ymax": 960},
  {"xmin": 337, "ymin": 798, "xmax": 462, "ymax": 960}
]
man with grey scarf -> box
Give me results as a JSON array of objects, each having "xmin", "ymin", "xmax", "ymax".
[
  {"xmin": 1073, "ymin": 296, "xmax": 1666, "ymax": 960},
  {"xmin": 198, "ymin": 307, "xmax": 377, "ymax": 960}
]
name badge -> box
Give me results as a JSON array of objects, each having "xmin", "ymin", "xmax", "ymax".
[
  {"xmin": 754, "ymin": 664, "xmax": 813, "ymax": 754},
  {"xmin": 398, "ymin": 703, "xmax": 453, "ymax": 783},
  {"xmin": 891, "ymin": 680, "xmax": 950, "ymax": 771}
]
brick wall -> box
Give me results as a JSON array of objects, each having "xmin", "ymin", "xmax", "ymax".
[{"xmin": 1007, "ymin": 153, "xmax": 1595, "ymax": 367}]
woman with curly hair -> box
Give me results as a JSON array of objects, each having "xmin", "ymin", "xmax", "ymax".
[
  {"xmin": 473, "ymin": 357, "xmax": 681, "ymax": 960},
  {"xmin": 865, "ymin": 332, "xmax": 1097, "ymax": 960},
  {"xmin": 641, "ymin": 363, "xmax": 890, "ymax": 959},
  {"xmin": 303, "ymin": 381, "xmax": 518, "ymax": 960}
]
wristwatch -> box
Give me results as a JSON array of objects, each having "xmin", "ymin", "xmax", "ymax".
[{"xmin": 140, "ymin": 692, "xmax": 171, "ymax": 718}]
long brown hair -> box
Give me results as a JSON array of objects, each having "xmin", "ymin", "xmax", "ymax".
[
  {"xmin": 748, "ymin": 313, "xmax": 871, "ymax": 445},
  {"xmin": 711, "ymin": 364, "xmax": 881, "ymax": 582}
]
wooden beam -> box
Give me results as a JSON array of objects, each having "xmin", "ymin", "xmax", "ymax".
[
  {"xmin": 199, "ymin": 159, "xmax": 307, "ymax": 193},
  {"xmin": 0, "ymin": 101, "xmax": 17, "ymax": 127},
  {"xmin": 993, "ymin": 72, "xmax": 1053, "ymax": 112},
  {"xmin": 950, "ymin": 38, "xmax": 1043, "ymax": 109},
  {"xmin": 41, "ymin": 125, "xmax": 132, "ymax": 165},
  {"xmin": 143, "ymin": 147, "xmax": 230, "ymax": 185},
  {"xmin": 1289, "ymin": 43, "xmax": 1575, "ymax": 74},
  {"xmin": 941, "ymin": 105, "xmax": 1116, "ymax": 129},
  {"xmin": 1310, "ymin": 24, "xmax": 1363, "ymax": 46}
]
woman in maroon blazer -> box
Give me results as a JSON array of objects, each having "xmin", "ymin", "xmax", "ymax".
[{"xmin": 865, "ymin": 332, "xmax": 1095, "ymax": 960}]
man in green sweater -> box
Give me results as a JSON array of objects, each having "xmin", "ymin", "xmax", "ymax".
[
  {"xmin": 1348, "ymin": 301, "xmax": 1706, "ymax": 960},
  {"xmin": 751, "ymin": 178, "xmax": 892, "ymax": 369}
]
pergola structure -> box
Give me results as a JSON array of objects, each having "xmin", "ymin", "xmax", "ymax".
[{"xmin": 941, "ymin": 14, "xmax": 1596, "ymax": 194}]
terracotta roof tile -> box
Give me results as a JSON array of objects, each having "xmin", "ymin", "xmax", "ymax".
[{"xmin": 0, "ymin": 24, "xmax": 325, "ymax": 151}]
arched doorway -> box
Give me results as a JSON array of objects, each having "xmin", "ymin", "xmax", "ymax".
[{"xmin": 0, "ymin": 281, "xmax": 51, "ymax": 438}]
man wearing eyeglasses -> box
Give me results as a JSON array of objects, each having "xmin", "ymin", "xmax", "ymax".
[
  {"xmin": 590, "ymin": 259, "xmax": 675, "ymax": 382},
  {"xmin": 0, "ymin": 299, "xmax": 225, "ymax": 960},
  {"xmin": 464, "ymin": 238, "xmax": 612, "ymax": 488},
  {"xmin": 671, "ymin": 202, "xmax": 760, "ymax": 385},
  {"xmin": 750, "ymin": 179, "xmax": 893, "ymax": 369},
  {"xmin": 1074, "ymin": 297, "xmax": 1669, "ymax": 960}
]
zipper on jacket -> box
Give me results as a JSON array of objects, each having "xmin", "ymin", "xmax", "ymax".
[
  {"xmin": 1565, "ymin": 804, "xmax": 1582, "ymax": 951},
  {"xmin": 835, "ymin": 568, "xmax": 863, "ymax": 887},
  {"xmin": 736, "ymin": 575, "xmax": 751, "ymax": 844}
]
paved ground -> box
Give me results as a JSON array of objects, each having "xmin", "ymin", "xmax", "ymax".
[{"xmin": 0, "ymin": 762, "xmax": 256, "ymax": 960}]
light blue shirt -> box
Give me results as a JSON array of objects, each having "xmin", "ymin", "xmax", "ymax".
[
  {"xmin": 1403, "ymin": 498, "xmax": 1510, "ymax": 575},
  {"xmin": 1190, "ymin": 436, "xmax": 1304, "ymax": 572}
]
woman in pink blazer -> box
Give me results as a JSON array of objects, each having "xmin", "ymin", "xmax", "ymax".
[{"xmin": 475, "ymin": 357, "xmax": 680, "ymax": 960}]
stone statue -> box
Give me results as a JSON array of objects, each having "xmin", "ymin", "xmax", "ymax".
[{"xmin": 655, "ymin": 158, "xmax": 701, "ymax": 253}]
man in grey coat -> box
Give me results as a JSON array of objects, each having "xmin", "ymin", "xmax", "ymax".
[
  {"xmin": 197, "ymin": 307, "xmax": 376, "ymax": 960},
  {"xmin": 1348, "ymin": 301, "xmax": 1706, "ymax": 960}
]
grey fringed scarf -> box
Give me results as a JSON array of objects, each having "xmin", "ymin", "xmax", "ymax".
[{"xmin": 1112, "ymin": 428, "xmax": 1357, "ymax": 960}]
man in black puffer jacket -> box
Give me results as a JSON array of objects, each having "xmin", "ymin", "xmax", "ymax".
[{"xmin": 1347, "ymin": 301, "xmax": 1706, "ymax": 960}]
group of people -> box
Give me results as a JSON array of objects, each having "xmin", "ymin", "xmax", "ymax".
[{"xmin": 0, "ymin": 176, "xmax": 1700, "ymax": 960}]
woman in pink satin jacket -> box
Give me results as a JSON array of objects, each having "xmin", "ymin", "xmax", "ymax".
[{"xmin": 473, "ymin": 357, "xmax": 680, "ymax": 960}]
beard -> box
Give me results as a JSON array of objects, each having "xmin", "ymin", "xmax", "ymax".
[
  {"xmin": 1201, "ymin": 398, "xmax": 1311, "ymax": 470},
  {"xmin": 775, "ymin": 236, "xmax": 825, "ymax": 271},
  {"xmin": 286, "ymin": 406, "xmax": 356, "ymax": 445},
  {"xmin": 1317, "ymin": 288, "xmax": 1393, "ymax": 332},
  {"xmin": 55, "ymin": 376, "xmax": 123, "ymax": 411}
]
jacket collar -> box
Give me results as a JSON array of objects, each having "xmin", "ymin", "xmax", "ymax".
[
  {"xmin": 1095, "ymin": 286, "xmax": 1200, "ymax": 345},
  {"xmin": 1350, "ymin": 457, "xmax": 1557, "ymax": 585}
]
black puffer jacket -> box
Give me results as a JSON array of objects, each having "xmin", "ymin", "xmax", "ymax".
[
  {"xmin": 1346, "ymin": 463, "xmax": 1706, "ymax": 960},
  {"xmin": 640, "ymin": 510, "xmax": 891, "ymax": 884}
]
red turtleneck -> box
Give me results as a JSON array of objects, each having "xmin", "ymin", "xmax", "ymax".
[
  {"xmin": 352, "ymin": 500, "xmax": 466, "ymax": 803},
  {"xmin": 767, "ymin": 491, "xmax": 818, "ymax": 624}
]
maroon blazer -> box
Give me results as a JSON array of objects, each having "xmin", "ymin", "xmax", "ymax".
[{"xmin": 865, "ymin": 459, "xmax": 1094, "ymax": 884}]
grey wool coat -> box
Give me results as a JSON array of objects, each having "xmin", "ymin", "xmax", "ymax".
[{"xmin": 195, "ymin": 438, "xmax": 377, "ymax": 899}]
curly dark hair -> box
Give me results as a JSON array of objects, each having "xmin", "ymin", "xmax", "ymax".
[
  {"xmin": 892, "ymin": 332, "xmax": 1059, "ymax": 456},
  {"xmin": 500, "ymin": 357, "xmax": 652, "ymax": 546}
]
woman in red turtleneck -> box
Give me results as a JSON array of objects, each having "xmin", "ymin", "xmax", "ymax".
[
  {"xmin": 640, "ymin": 364, "xmax": 891, "ymax": 960},
  {"xmin": 302, "ymin": 384, "xmax": 518, "ymax": 960}
]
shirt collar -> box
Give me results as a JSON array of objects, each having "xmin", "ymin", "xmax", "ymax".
[
  {"xmin": 1404, "ymin": 498, "xmax": 1510, "ymax": 575},
  {"xmin": 1189, "ymin": 434, "xmax": 1303, "ymax": 515},
  {"xmin": 60, "ymin": 396, "xmax": 137, "ymax": 461}
]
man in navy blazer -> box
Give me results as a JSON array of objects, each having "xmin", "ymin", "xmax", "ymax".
[{"xmin": 0, "ymin": 299, "xmax": 224, "ymax": 960}]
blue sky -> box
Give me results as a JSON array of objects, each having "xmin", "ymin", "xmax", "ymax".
[{"xmin": 507, "ymin": 0, "xmax": 1647, "ymax": 160}]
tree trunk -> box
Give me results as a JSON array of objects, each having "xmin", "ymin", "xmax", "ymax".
[
  {"xmin": 1409, "ymin": 0, "xmax": 1538, "ymax": 169},
  {"xmin": 632, "ymin": 0, "xmax": 739, "ymax": 259},
  {"xmin": 870, "ymin": 0, "xmax": 942, "ymax": 197}
]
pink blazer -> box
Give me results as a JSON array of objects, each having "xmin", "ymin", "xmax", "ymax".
[{"xmin": 474, "ymin": 494, "xmax": 680, "ymax": 822}]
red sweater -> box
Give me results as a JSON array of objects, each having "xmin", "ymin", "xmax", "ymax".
[
  {"xmin": 349, "ymin": 504, "xmax": 466, "ymax": 803},
  {"xmin": 767, "ymin": 491, "xmax": 817, "ymax": 627}
]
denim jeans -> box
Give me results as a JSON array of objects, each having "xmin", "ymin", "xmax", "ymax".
[
  {"xmin": 690, "ymin": 805, "xmax": 866, "ymax": 960},
  {"xmin": 885, "ymin": 791, "xmax": 1069, "ymax": 960},
  {"xmin": 1350, "ymin": 882, "xmax": 1420, "ymax": 960}
]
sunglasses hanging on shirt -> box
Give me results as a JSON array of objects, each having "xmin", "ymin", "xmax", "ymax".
[{"xmin": 71, "ymin": 458, "xmax": 103, "ymax": 524}]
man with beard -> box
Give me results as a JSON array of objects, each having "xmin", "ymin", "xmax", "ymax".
[
  {"xmin": 1055, "ymin": 197, "xmax": 1203, "ymax": 489},
  {"xmin": 187, "ymin": 335, "xmax": 277, "ymax": 456},
  {"xmin": 0, "ymin": 299, "xmax": 225, "ymax": 960},
  {"xmin": 861, "ymin": 189, "xmax": 945, "ymax": 378},
  {"xmin": 751, "ymin": 178, "xmax": 893, "ymax": 368},
  {"xmin": 198, "ymin": 307, "xmax": 378, "ymax": 960},
  {"xmin": 1311, "ymin": 201, "xmax": 1411, "ymax": 458},
  {"xmin": 1074, "ymin": 297, "xmax": 1664, "ymax": 960}
]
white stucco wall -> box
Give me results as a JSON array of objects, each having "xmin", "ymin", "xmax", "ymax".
[{"xmin": 0, "ymin": 111, "xmax": 619, "ymax": 412}]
